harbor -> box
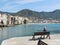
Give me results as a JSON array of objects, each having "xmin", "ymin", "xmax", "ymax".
[
  {"xmin": 0, "ymin": 0, "xmax": 60, "ymax": 45},
  {"xmin": 0, "ymin": 23, "xmax": 60, "ymax": 45}
]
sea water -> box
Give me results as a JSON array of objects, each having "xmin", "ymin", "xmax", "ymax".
[{"xmin": 0, "ymin": 23, "xmax": 60, "ymax": 44}]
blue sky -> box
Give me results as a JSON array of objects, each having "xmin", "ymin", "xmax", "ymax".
[{"xmin": 0, "ymin": 0, "xmax": 60, "ymax": 12}]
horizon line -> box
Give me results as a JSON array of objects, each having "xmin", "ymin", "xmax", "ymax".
[{"xmin": 0, "ymin": 9, "xmax": 60, "ymax": 13}]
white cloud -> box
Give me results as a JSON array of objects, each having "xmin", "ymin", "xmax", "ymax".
[
  {"xmin": 0, "ymin": 0, "xmax": 44, "ymax": 12},
  {"xmin": 2, "ymin": 0, "xmax": 60, "ymax": 12},
  {"xmin": 2, "ymin": 0, "xmax": 44, "ymax": 4},
  {"xmin": 35, "ymin": 4, "xmax": 60, "ymax": 12},
  {"xmin": 15, "ymin": 0, "xmax": 44, "ymax": 4},
  {"xmin": 0, "ymin": 3, "xmax": 18, "ymax": 12}
]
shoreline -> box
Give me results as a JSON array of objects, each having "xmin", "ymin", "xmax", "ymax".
[
  {"xmin": 28, "ymin": 22, "xmax": 60, "ymax": 24},
  {"xmin": 0, "ymin": 23, "xmax": 60, "ymax": 27},
  {"xmin": 1, "ymin": 34, "xmax": 60, "ymax": 45}
]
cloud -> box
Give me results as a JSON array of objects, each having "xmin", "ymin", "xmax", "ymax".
[
  {"xmin": 0, "ymin": 0, "xmax": 44, "ymax": 12},
  {"xmin": 1, "ymin": 0, "xmax": 60, "ymax": 12},
  {"xmin": 35, "ymin": 4, "xmax": 60, "ymax": 12},
  {"xmin": 3, "ymin": 0, "xmax": 44, "ymax": 5},
  {"xmin": 0, "ymin": 3, "xmax": 18, "ymax": 12},
  {"xmin": 15, "ymin": 0, "xmax": 44, "ymax": 4}
]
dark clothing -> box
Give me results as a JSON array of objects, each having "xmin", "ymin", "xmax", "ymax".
[
  {"xmin": 43, "ymin": 28, "xmax": 46, "ymax": 32},
  {"xmin": 41, "ymin": 27, "xmax": 47, "ymax": 38}
]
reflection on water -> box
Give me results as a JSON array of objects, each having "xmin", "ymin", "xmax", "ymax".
[{"xmin": 0, "ymin": 23, "xmax": 60, "ymax": 44}]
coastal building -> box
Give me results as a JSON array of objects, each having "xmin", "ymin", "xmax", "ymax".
[
  {"xmin": 28, "ymin": 20, "xmax": 33, "ymax": 23},
  {"xmin": 13, "ymin": 16, "xmax": 25, "ymax": 24},
  {"xmin": 0, "ymin": 13, "xmax": 29, "ymax": 26},
  {"xmin": 0, "ymin": 13, "xmax": 8, "ymax": 25},
  {"xmin": 7, "ymin": 15, "xmax": 14, "ymax": 25},
  {"xmin": 22, "ymin": 17, "xmax": 29, "ymax": 24},
  {"xmin": 14, "ymin": 16, "xmax": 19, "ymax": 24},
  {"xmin": 0, "ymin": 14, "xmax": 2, "ymax": 24},
  {"xmin": 7, "ymin": 15, "xmax": 29, "ymax": 25},
  {"xmin": 6, "ymin": 15, "xmax": 25, "ymax": 25},
  {"xmin": 18, "ymin": 16, "xmax": 24, "ymax": 24}
]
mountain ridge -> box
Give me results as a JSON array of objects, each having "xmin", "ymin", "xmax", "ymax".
[{"xmin": 0, "ymin": 9, "xmax": 60, "ymax": 20}]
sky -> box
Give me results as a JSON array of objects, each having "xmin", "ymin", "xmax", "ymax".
[{"xmin": 0, "ymin": 0, "xmax": 60, "ymax": 13}]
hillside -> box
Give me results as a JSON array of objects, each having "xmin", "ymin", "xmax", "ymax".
[
  {"xmin": 0, "ymin": 9, "xmax": 60, "ymax": 20},
  {"xmin": 15, "ymin": 9, "xmax": 60, "ymax": 20},
  {"xmin": 0, "ymin": 11, "xmax": 15, "ymax": 15}
]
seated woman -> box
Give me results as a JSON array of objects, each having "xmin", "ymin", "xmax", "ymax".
[
  {"xmin": 43, "ymin": 26, "xmax": 47, "ymax": 32},
  {"xmin": 41, "ymin": 26, "xmax": 47, "ymax": 38}
]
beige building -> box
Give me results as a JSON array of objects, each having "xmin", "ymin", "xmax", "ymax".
[
  {"xmin": 18, "ymin": 16, "xmax": 24, "ymax": 24},
  {"xmin": 0, "ymin": 13, "xmax": 29, "ymax": 26},
  {"xmin": 0, "ymin": 14, "xmax": 8, "ymax": 25},
  {"xmin": 7, "ymin": 15, "xmax": 14, "ymax": 25}
]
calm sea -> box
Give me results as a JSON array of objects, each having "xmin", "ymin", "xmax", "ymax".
[{"xmin": 0, "ymin": 23, "xmax": 60, "ymax": 44}]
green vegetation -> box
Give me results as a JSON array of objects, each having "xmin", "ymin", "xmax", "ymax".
[
  {"xmin": 0, "ymin": 9, "xmax": 60, "ymax": 20},
  {"xmin": 15, "ymin": 9, "xmax": 60, "ymax": 20}
]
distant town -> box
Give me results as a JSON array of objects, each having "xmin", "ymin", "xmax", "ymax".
[
  {"xmin": 0, "ymin": 13, "xmax": 29, "ymax": 26},
  {"xmin": 0, "ymin": 13, "xmax": 60, "ymax": 27},
  {"xmin": 29, "ymin": 17, "xmax": 60, "ymax": 23}
]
